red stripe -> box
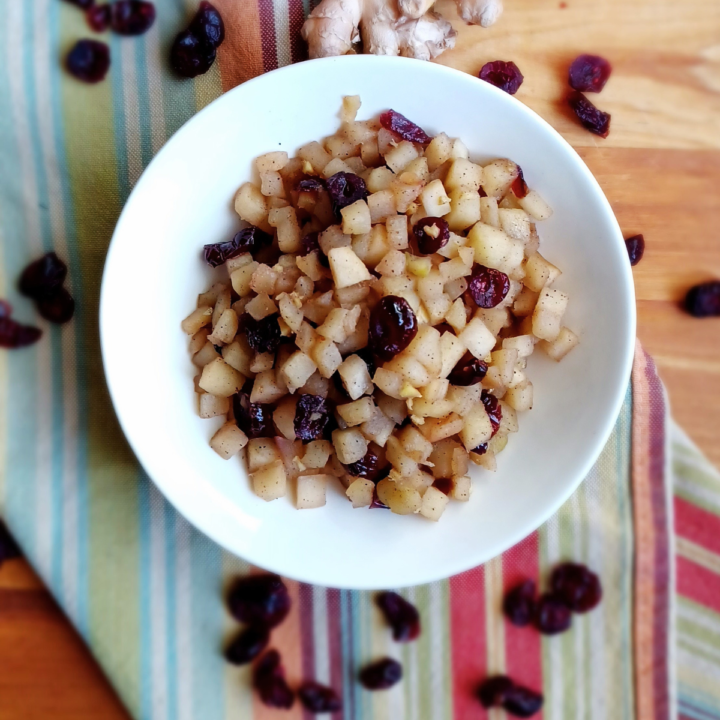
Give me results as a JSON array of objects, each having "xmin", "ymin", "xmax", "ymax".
[
  {"xmin": 675, "ymin": 496, "xmax": 720, "ymax": 556},
  {"xmin": 450, "ymin": 566, "xmax": 488, "ymax": 719},
  {"xmin": 644, "ymin": 355, "xmax": 671, "ymax": 720},
  {"xmin": 327, "ymin": 589, "xmax": 345, "ymax": 720},
  {"xmin": 287, "ymin": 0, "xmax": 307, "ymax": 63},
  {"xmin": 503, "ymin": 533, "xmax": 543, "ymax": 718},
  {"xmin": 678, "ymin": 556, "xmax": 720, "ymax": 612},
  {"xmin": 298, "ymin": 583, "xmax": 315, "ymax": 720},
  {"xmin": 257, "ymin": 0, "xmax": 278, "ymax": 72}
]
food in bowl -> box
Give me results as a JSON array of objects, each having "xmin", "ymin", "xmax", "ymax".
[{"xmin": 181, "ymin": 97, "xmax": 578, "ymax": 521}]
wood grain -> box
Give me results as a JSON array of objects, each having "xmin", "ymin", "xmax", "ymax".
[{"xmin": 2, "ymin": 0, "xmax": 720, "ymax": 716}]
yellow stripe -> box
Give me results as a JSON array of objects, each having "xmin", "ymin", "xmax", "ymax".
[{"xmin": 678, "ymin": 537, "xmax": 720, "ymax": 576}]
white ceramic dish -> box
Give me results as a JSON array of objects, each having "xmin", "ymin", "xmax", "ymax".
[{"xmin": 100, "ymin": 55, "xmax": 635, "ymax": 590}]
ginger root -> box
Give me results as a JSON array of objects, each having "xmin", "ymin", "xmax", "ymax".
[{"xmin": 302, "ymin": 0, "xmax": 503, "ymax": 60}]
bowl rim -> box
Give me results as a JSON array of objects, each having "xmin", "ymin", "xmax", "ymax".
[{"xmin": 100, "ymin": 54, "xmax": 636, "ymax": 589}]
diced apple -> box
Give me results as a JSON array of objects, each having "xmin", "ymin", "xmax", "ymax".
[
  {"xmin": 421, "ymin": 179, "xmax": 451, "ymax": 217},
  {"xmin": 303, "ymin": 440, "xmax": 333, "ymax": 469},
  {"xmin": 458, "ymin": 318, "xmax": 496, "ymax": 360},
  {"xmin": 373, "ymin": 367, "xmax": 404, "ymax": 399},
  {"xmin": 524, "ymin": 252, "xmax": 561, "ymax": 292},
  {"xmin": 532, "ymin": 287, "xmax": 569, "ymax": 342},
  {"xmin": 376, "ymin": 478, "xmax": 422, "ymax": 515},
  {"xmin": 504, "ymin": 379, "xmax": 534, "ymax": 411},
  {"xmin": 338, "ymin": 397, "xmax": 376, "ymax": 426},
  {"xmin": 445, "ymin": 158, "xmax": 483, "ymax": 191},
  {"xmin": 425, "ymin": 132, "xmax": 452, "ymax": 170},
  {"xmin": 498, "ymin": 208, "xmax": 532, "ymax": 243},
  {"xmin": 419, "ymin": 413, "xmax": 465, "ymax": 442},
  {"xmin": 467, "ymin": 223, "xmax": 524, "ymax": 273},
  {"xmin": 519, "ymin": 189, "xmax": 553, "ymax": 220},
  {"xmin": 419, "ymin": 486, "xmax": 450, "ymax": 521},
  {"xmin": 386, "ymin": 215, "xmax": 409, "ymax": 250},
  {"xmin": 310, "ymin": 338, "xmax": 343, "ymax": 378},
  {"xmin": 384, "ymin": 140, "xmax": 419, "ymax": 173},
  {"xmin": 502, "ymin": 334, "xmax": 536, "ymax": 358},
  {"xmin": 346, "ymin": 478, "xmax": 375, "ymax": 507},
  {"xmin": 341, "ymin": 199, "xmax": 372, "ymax": 235},
  {"xmin": 367, "ymin": 166, "xmax": 395, "ymax": 192},
  {"xmin": 256, "ymin": 150, "xmax": 289, "ymax": 173},
  {"xmin": 210, "ymin": 422, "xmax": 248, "ymax": 460},
  {"xmin": 361, "ymin": 407, "xmax": 395, "ymax": 447},
  {"xmin": 198, "ymin": 393, "xmax": 230, "ymax": 419},
  {"xmin": 182, "ymin": 306, "xmax": 213, "ymax": 335},
  {"xmin": 539, "ymin": 327, "xmax": 579, "ymax": 361},
  {"xmin": 375, "ymin": 249, "xmax": 406, "ymax": 277},
  {"xmin": 460, "ymin": 403, "xmax": 494, "ymax": 450},
  {"xmin": 447, "ymin": 384, "xmax": 482, "ymax": 417},
  {"xmin": 234, "ymin": 183, "xmax": 270, "ymax": 232},
  {"xmin": 297, "ymin": 474, "xmax": 329, "ymax": 509},
  {"xmin": 198, "ymin": 357, "xmax": 244, "ymax": 398},
  {"xmin": 332, "ymin": 428, "xmax": 368, "ymax": 464},
  {"xmin": 481, "ymin": 159, "xmax": 519, "ymax": 198},
  {"xmin": 280, "ymin": 350, "xmax": 317, "ymax": 393},
  {"xmin": 439, "ymin": 332, "xmax": 467, "ymax": 378},
  {"xmin": 327, "ymin": 246, "xmax": 373, "ymax": 289},
  {"xmin": 193, "ymin": 341, "xmax": 220, "ymax": 368},
  {"xmin": 451, "ymin": 475, "xmax": 472, "ymax": 501},
  {"xmin": 247, "ymin": 438, "xmax": 280, "ymax": 472},
  {"xmin": 480, "ymin": 197, "xmax": 500, "ymax": 228},
  {"xmin": 230, "ymin": 262, "xmax": 259, "ymax": 298},
  {"xmin": 251, "ymin": 459, "xmax": 287, "ymax": 502},
  {"xmin": 250, "ymin": 369, "xmax": 287, "ymax": 403}
]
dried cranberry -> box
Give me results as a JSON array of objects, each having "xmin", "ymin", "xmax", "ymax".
[
  {"xmin": 369, "ymin": 295, "xmax": 418, "ymax": 361},
  {"xmin": 204, "ymin": 226, "xmax": 272, "ymax": 267},
  {"xmin": 477, "ymin": 676, "xmax": 515, "ymax": 708},
  {"xmin": 189, "ymin": 1, "xmax": 225, "ymax": 47},
  {"xmin": 325, "ymin": 172, "xmax": 368, "ymax": 218},
  {"xmin": 355, "ymin": 347, "xmax": 377, "ymax": 377},
  {"xmin": 294, "ymin": 394, "xmax": 330, "ymax": 441},
  {"xmin": 685, "ymin": 281, "xmax": 720, "ymax": 318},
  {"xmin": 551, "ymin": 563, "xmax": 602, "ymax": 613},
  {"xmin": 503, "ymin": 579, "xmax": 537, "ymax": 626},
  {"xmin": 379, "ymin": 110, "xmax": 432, "ymax": 146},
  {"xmin": 481, "ymin": 390, "xmax": 502, "ymax": 435},
  {"xmin": 86, "ymin": 5, "xmax": 111, "ymax": 31},
  {"xmin": 433, "ymin": 478, "xmax": 453, "ymax": 495},
  {"xmin": 37, "ymin": 288, "xmax": 75, "ymax": 324},
  {"xmin": 472, "ymin": 443, "xmax": 488, "ymax": 455},
  {"xmin": 110, "ymin": 0, "xmax": 156, "ymax": 35},
  {"xmin": 65, "ymin": 39, "xmax": 110, "ymax": 83},
  {"xmin": 0, "ymin": 300, "xmax": 11, "ymax": 318},
  {"xmin": 479, "ymin": 61, "xmax": 524, "ymax": 95},
  {"xmin": 233, "ymin": 393, "xmax": 274, "ymax": 439},
  {"xmin": 377, "ymin": 592, "xmax": 421, "ymax": 642},
  {"xmin": 448, "ymin": 355, "xmax": 488, "ymax": 386},
  {"xmin": 511, "ymin": 167, "xmax": 528, "ymax": 198},
  {"xmin": 0, "ymin": 521, "xmax": 21, "ymax": 565},
  {"xmin": 0, "ymin": 317, "xmax": 43, "ymax": 349},
  {"xmin": 253, "ymin": 650, "xmax": 294, "ymax": 709},
  {"xmin": 297, "ymin": 177, "xmax": 326, "ymax": 193},
  {"xmin": 503, "ymin": 686, "xmax": 544, "ymax": 717},
  {"xmin": 359, "ymin": 658, "xmax": 402, "ymax": 690},
  {"xmin": 63, "ymin": 0, "xmax": 95, "ymax": 8},
  {"xmin": 225, "ymin": 625, "xmax": 270, "ymax": 665},
  {"xmin": 569, "ymin": 54, "xmax": 612, "ymax": 93},
  {"xmin": 625, "ymin": 234, "xmax": 645, "ymax": 266},
  {"xmin": 467, "ymin": 265, "xmax": 510, "ymax": 308},
  {"xmin": 243, "ymin": 314, "xmax": 281, "ymax": 354},
  {"xmin": 19, "ymin": 253, "xmax": 68, "ymax": 300},
  {"xmin": 413, "ymin": 217, "xmax": 450, "ymax": 255},
  {"xmin": 345, "ymin": 448, "xmax": 388, "ymax": 482},
  {"xmin": 298, "ymin": 682, "xmax": 343, "ymax": 713},
  {"xmin": 300, "ymin": 232, "xmax": 320, "ymax": 256},
  {"xmin": 534, "ymin": 593, "xmax": 572, "ymax": 634},
  {"xmin": 228, "ymin": 575, "xmax": 291, "ymax": 628},
  {"xmin": 568, "ymin": 91, "xmax": 610, "ymax": 138},
  {"xmin": 170, "ymin": 30, "xmax": 216, "ymax": 78}
]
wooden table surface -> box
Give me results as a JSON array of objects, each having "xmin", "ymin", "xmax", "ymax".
[{"xmin": 1, "ymin": 0, "xmax": 719, "ymax": 717}]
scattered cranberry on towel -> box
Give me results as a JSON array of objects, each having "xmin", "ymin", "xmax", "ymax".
[
  {"xmin": 65, "ymin": 39, "xmax": 111, "ymax": 83},
  {"xmin": 228, "ymin": 574, "xmax": 291, "ymax": 629},
  {"xmin": 170, "ymin": 2, "xmax": 225, "ymax": 78},
  {"xmin": 298, "ymin": 682, "xmax": 343, "ymax": 713},
  {"xmin": 477, "ymin": 676, "xmax": 544, "ymax": 717},
  {"xmin": 359, "ymin": 657, "xmax": 403, "ymax": 690},
  {"xmin": 377, "ymin": 591, "xmax": 421, "ymax": 642}
]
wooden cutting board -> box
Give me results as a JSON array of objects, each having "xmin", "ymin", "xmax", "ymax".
[{"xmin": 1, "ymin": 0, "xmax": 718, "ymax": 716}]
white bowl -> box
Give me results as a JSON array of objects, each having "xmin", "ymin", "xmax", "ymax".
[{"xmin": 101, "ymin": 55, "xmax": 635, "ymax": 590}]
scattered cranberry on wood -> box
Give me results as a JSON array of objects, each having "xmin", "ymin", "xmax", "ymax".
[
  {"xmin": 568, "ymin": 91, "xmax": 611, "ymax": 138},
  {"xmin": 479, "ymin": 61, "xmax": 524, "ymax": 95},
  {"xmin": 625, "ymin": 234, "xmax": 645, "ymax": 266},
  {"xmin": 569, "ymin": 54, "xmax": 612, "ymax": 93},
  {"xmin": 685, "ymin": 281, "xmax": 720, "ymax": 318}
]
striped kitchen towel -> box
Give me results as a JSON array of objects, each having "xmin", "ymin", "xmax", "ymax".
[{"xmin": 1, "ymin": 1, "xmax": 719, "ymax": 719}]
